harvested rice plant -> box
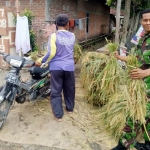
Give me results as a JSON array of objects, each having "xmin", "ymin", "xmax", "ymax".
[
  {"xmin": 92, "ymin": 55, "xmax": 148, "ymax": 140},
  {"xmin": 80, "ymin": 52, "xmax": 109, "ymax": 106},
  {"xmin": 80, "ymin": 42, "xmax": 124, "ymax": 106},
  {"xmin": 80, "ymin": 42, "xmax": 148, "ymax": 142},
  {"xmin": 74, "ymin": 43, "xmax": 82, "ymax": 64},
  {"xmin": 126, "ymin": 56, "xmax": 147, "ymax": 123}
]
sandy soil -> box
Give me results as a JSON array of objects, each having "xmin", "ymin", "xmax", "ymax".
[{"xmin": 0, "ymin": 64, "xmax": 117, "ymax": 150}]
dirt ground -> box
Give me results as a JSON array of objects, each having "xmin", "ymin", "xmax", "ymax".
[{"xmin": 0, "ymin": 64, "xmax": 117, "ymax": 150}]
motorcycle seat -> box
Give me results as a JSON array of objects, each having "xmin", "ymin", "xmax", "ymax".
[
  {"xmin": 28, "ymin": 66, "xmax": 49, "ymax": 74},
  {"xmin": 28, "ymin": 66, "xmax": 49, "ymax": 80}
]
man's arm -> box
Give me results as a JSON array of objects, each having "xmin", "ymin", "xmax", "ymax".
[
  {"xmin": 130, "ymin": 68, "xmax": 150, "ymax": 79},
  {"xmin": 114, "ymin": 51, "xmax": 127, "ymax": 62},
  {"xmin": 113, "ymin": 50, "xmax": 150, "ymax": 79},
  {"xmin": 36, "ymin": 33, "xmax": 56, "ymax": 65}
]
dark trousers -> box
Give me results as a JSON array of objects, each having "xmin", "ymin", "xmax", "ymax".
[{"xmin": 50, "ymin": 70, "xmax": 75, "ymax": 118}]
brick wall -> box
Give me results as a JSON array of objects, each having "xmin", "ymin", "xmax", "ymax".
[
  {"xmin": 0, "ymin": 0, "xmax": 110, "ymax": 42},
  {"xmin": 48, "ymin": 0, "xmax": 110, "ymax": 41},
  {"xmin": 1, "ymin": 0, "xmax": 46, "ymax": 31},
  {"xmin": 76, "ymin": 0, "xmax": 110, "ymax": 41}
]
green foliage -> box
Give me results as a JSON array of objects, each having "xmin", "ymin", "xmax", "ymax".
[
  {"xmin": 30, "ymin": 30, "xmax": 38, "ymax": 51},
  {"xmin": 107, "ymin": 0, "xmax": 150, "ymax": 13},
  {"xmin": 106, "ymin": 0, "xmax": 116, "ymax": 6},
  {"xmin": 22, "ymin": 9, "xmax": 35, "ymax": 30},
  {"xmin": 106, "ymin": 0, "xmax": 112, "ymax": 6}
]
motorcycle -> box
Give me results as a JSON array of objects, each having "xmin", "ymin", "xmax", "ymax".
[{"xmin": 0, "ymin": 52, "xmax": 51, "ymax": 128}]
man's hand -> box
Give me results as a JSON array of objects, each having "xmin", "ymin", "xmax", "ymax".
[
  {"xmin": 113, "ymin": 51, "xmax": 120, "ymax": 59},
  {"xmin": 35, "ymin": 61, "xmax": 41, "ymax": 67},
  {"xmin": 130, "ymin": 68, "xmax": 150, "ymax": 79},
  {"xmin": 113, "ymin": 51, "xmax": 127, "ymax": 62}
]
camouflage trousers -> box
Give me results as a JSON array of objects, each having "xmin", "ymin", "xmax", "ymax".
[{"xmin": 120, "ymin": 102, "xmax": 150, "ymax": 149}]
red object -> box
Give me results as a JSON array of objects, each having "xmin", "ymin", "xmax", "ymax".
[{"xmin": 69, "ymin": 19, "xmax": 75, "ymax": 30}]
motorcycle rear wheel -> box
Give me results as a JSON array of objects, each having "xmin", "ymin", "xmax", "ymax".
[
  {"xmin": 42, "ymin": 85, "xmax": 51, "ymax": 97},
  {"xmin": 0, "ymin": 100, "xmax": 11, "ymax": 129}
]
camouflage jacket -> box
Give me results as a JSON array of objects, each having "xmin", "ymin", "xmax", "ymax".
[
  {"xmin": 136, "ymin": 33, "xmax": 150, "ymax": 67},
  {"xmin": 136, "ymin": 33, "xmax": 150, "ymax": 92}
]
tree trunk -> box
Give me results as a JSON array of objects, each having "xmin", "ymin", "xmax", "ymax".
[
  {"xmin": 133, "ymin": 13, "xmax": 140, "ymax": 31},
  {"xmin": 45, "ymin": 0, "xmax": 51, "ymax": 22},
  {"xmin": 127, "ymin": 5, "xmax": 135, "ymax": 39},
  {"xmin": 121, "ymin": 0, "xmax": 131, "ymax": 45},
  {"xmin": 37, "ymin": 29, "xmax": 42, "ymax": 56},
  {"xmin": 115, "ymin": 0, "xmax": 122, "ymax": 44}
]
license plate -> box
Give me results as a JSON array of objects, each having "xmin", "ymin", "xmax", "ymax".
[{"xmin": 5, "ymin": 73, "xmax": 18, "ymax": 84}]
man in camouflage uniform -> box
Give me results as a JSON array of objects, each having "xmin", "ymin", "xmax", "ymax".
[{"xmin": 112, "ymin": 8, "xmax": 150, "ymax": 150}]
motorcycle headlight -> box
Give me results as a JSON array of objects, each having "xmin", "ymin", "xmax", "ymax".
[{"xmin": 10, "ymin": 59, "xmax": 22, "ymax": 67}]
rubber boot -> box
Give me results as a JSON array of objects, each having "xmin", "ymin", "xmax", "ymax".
[
  {"xmin": 134, "ymin": 142, "xmax": 147, "ymax": 150},
  {"xmin": 111, "ymin": 142, "xmax": 127, "ymax": 150}
]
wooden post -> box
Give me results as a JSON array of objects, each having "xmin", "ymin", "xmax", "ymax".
[
  {"xmin": 16, "ymin": 0, "xmax": 19, "ymax": 17},
  {"xmin": 45, "ymin": 0, "xmax": 51, "ymax": 22},
  {"xmin": 115, "ymin": 0, "xmax": 121, "ymax": 44},
  {"xmin": 37, "ymin": 29, "xmax": 42, "ymax": 56},
  {"xmin": 16, "ymin": 0, "xmax": 22, "ymax": 56}
]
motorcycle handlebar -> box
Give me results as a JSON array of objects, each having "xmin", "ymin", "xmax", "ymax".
[{"xmin": 41, "ymin": 62, "xmax": 49, "ymax": 68}]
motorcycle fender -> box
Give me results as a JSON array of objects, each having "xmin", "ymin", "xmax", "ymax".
[
  {"xmin": 0, "ymin": 86, "xmax": 17, "ymax": 103},
  {"xmin": 0, "ymin": 86, "xmax": 6, "ymax": 103},
  {"xmin": 8, "ymin": 87, "xmax": 17, "ymax": 101}
]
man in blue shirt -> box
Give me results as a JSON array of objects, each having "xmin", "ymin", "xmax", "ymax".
[{"xmin": 36, "ymin": 14, "xmax": 75, "ymax": 122}]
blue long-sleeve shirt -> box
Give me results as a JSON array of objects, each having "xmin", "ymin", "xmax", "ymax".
[{"xmin": 38, "ymin": 30, "xmax": 75, "ymax": 71}]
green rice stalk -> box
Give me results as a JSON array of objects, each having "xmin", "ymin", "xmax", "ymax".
[{"xmin": 105, "ymin": 38, "xmax": 118, "ymax": 53}]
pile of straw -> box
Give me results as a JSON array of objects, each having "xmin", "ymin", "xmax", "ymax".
[
  {"xmin": 80, "ymin": 42, "xmax": 124, "ymax": 106},
  {"xmin": 74, "ymin": 43, "xmax": 82, "ymax": 64},
  {"xmin": 80, "ymin": 52, "xmax": 109, "ymax": 106}
]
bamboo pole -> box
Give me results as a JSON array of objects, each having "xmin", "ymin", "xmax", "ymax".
[
  {"xmin": 16, "ymin": 0, "xmax": 22, "ymax": 56},
  {"xmin": 16, "ymin": 0, "xmax": 19, "ymax": 17}
]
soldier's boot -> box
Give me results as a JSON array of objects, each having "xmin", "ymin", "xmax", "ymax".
[{"xmin": 111, "ymin": 142, "xmax": 127, "ymax": 150}]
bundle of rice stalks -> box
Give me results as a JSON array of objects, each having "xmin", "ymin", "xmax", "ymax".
[
  {"xmin": 126, "ymin": 55, "xmax": 148, "ymax": 123},
  {"xmin": 74, "ymin": 43, "xmax": 82, "ymax": 64},
  {"xmin": 93, "ymin": 89, "xmax": 129, "ymax": 140},
  {"xmin": 105, "ymin": 42, "xmax": 118, "ymax": 53},
  {"xmin": 80, "ymin": 52, "xmax": 109, "ymax": 106},
  {"xmin": 97, "ymin": 42, "xmax": 125, "ymax": 105},
  {"xmin": 93, "ymin": 55, "xmax": 148, "ymax": 140}
]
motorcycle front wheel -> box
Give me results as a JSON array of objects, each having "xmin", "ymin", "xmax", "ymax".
[{"xmin": 0, "ymin": 100, "xmax": 11, "ymax": 129}]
